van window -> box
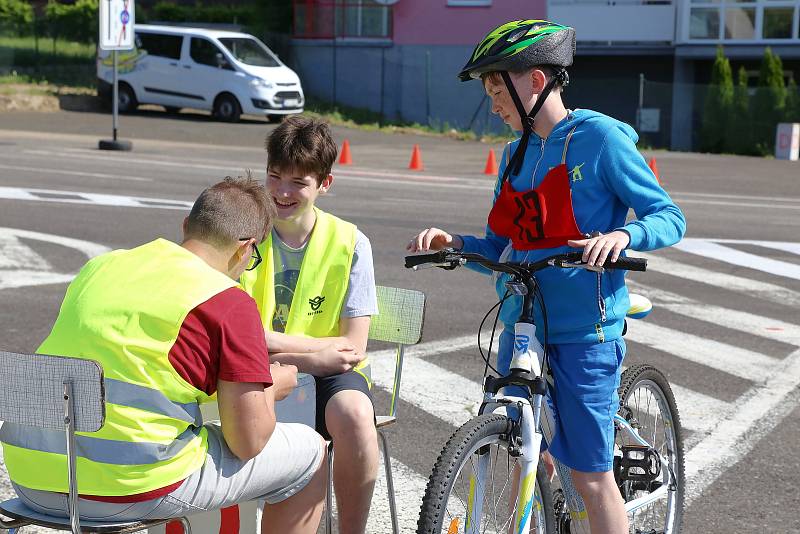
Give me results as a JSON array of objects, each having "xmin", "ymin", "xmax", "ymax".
[
  {"xmin": 136, "ymin": 32, "xmax": 182, "ymax": 60},
  {"xmin": 218, "ymin": 38, "xmax": 280, "ymax": 68},
  {"xmin": 190, "ymin": 37, "xmax": 224, "ymax": 67}
]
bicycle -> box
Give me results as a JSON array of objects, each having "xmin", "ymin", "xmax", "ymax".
[{"xmin": 405, "ymin": 249, "xmax": 684, "ymax": 534}]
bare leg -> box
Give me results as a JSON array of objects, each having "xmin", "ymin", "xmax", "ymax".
[
  {"xmin": 261, "ymin": 437, "xmax": 327, "ymax": 534},
  {"xmin": 571, "ymin": 469, "xmax": 628, "ymax": 534},
  {"xmin": 326, "ymin": 390, "xmax": 379, "ymax": 534}
]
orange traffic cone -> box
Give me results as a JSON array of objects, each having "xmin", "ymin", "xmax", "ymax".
[
  {"xmin": 408, "ymin": 144, "xmax": 424, "ymax": 171},
  {"xmin": 484, "ymin": 149, "xmax": 498, "ymax": 175},
  {"xmin": 648, "ymin": 157, "xmax": 661, "ymax": 185},
  {"xmin": 339, "ymin": 139, "xmax": 353, "ymax": 165}
]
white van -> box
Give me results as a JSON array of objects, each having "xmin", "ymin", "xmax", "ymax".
[{"xmin": 97, "ymin": 24, "xmax": 304, "ymax": 122}]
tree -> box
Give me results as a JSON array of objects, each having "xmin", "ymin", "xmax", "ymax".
[
  {"xmin": 701, "ymin": 46, "xmax": 734, "ymax": 153},
  {"xmin": 752, "ymin": 47, "xmax": 787, "ymax": 154},
  {"xmin": 729, "ymin": 66, "xmax": 753, "ymax": 155},
  {"xmin": 786, "ymin": 76, "xmax": 800, "ymax": 123}
]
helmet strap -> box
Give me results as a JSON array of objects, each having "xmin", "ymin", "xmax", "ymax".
[{"xmin": 499, "ymin": 70, "xmax": 561, "ymax": 183}]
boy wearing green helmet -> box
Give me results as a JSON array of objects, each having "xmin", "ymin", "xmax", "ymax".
[{"xmin": 408, "ymin": 19, "xmax": 686, "ymax": 534}]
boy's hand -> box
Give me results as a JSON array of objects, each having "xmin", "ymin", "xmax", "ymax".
[
  {"xmin": 407, "ymin": 228, "xmax": 464, "ymax": 252},
  {"xmin": 567, "ymin": 230, "xmax": 630, "ymax": 267},
  {"xmin": 312, "ymin": 345, "xmax": 364, "ymax": 377},
  {"xmin": 269, "ymin": 362, "xmax": 298, "ymax": 401}
]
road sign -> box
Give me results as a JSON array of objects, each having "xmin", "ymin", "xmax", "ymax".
[{"xmin": 99, "ymin": 0, "xmax": 135, "ymax": 51}]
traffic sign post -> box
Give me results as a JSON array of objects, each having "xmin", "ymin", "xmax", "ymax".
[{"xmin": 98, "ymin": 0, "xmax": 135, "ymax": 151}]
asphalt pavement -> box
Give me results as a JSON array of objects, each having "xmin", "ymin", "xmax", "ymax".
[{"xmin": 1, "ymin": 108, "xmax": 799, "ymax": 533}]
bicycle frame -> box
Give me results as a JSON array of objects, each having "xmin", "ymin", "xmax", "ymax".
[{"xmin": 464, "ymin": 336, "xmax": 678, "ymax": 534}]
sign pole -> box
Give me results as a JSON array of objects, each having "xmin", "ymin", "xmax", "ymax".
[
  {"xmin": 99, "ymin": 0, "xmax": 133, "ymax": 151},
  {"xmin": 112, "ymin": 49, "xmax": 118, "ymax": 142}
]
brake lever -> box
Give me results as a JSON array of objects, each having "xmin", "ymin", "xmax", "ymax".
[{"xmin": 411, "ymin": 259, "xmax": 463, "ymax": 271}]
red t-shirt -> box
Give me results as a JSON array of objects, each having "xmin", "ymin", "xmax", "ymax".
[{"xmin": 84, "ymin": 287, "xmax": 271, "ymax": 502}]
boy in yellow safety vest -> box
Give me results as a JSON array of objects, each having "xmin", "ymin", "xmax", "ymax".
[{"xmin": 240, "ymin": 115, "xmax": 379, "ymax": 534}]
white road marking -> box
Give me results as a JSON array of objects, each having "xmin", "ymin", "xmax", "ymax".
[
  {"xmin": 707, "ymin": 238, "xmax": 800, "ymax": 255},
  {"xmin": 639, "ymin": 252, "xmax": 800, "ymax": 308},
  {"xmin": 626, "ymin": 321, "xmax": 779, "ymax": 381},
  {"xmin": 0, "ymin": 187, "xmax": 192, "ymax": 210},
  {"xmin": 674, "ymin": 238, "xmax": 800, "ymax": 280},
  {"xmin": 629, "ymin": 281, "xmax": 800, "ymax": 346},
  {"xmin": 0, "ymin": 163, "xmax": 152, "ymax": 182},
  {"xmin": 0, "ymin": 227, "xmax": 109, "ymax": 290},
  {"xmin": 671, "ymin": 198, "xmax": 800, "ymax": 210},
  {"xmin": 685, "ymin": 348, "xmax": 800, "ymax": 505}
]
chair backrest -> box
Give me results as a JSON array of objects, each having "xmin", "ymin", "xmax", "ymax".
[
  {"xmin": 368, "ymin": 286, "xmax": 425, "ymax": 346},
  {"xmin": 0, "ymin": 351, "xmax": 105, "ymax": 433}
]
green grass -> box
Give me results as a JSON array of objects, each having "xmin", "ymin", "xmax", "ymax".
[
  {"xmin": 0, "ymin": 34, "xmax": 95, "ymax": 65},
  {"xmin": 0, "ymin": 34, "xmax": 96, "ymax": 87}
]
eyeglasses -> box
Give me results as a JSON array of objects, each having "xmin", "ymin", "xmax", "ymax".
[{"xmin": 239, "ymin": 238, "xmax": 262, "ymax": 271}]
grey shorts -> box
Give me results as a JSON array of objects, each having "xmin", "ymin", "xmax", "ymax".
[{"xmin": 13, "ymin": 422, "xmax": 324, "ymax": 522}]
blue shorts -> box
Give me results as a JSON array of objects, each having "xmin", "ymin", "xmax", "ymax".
[{"xmin": 497, "ymin": 329, "xmax": 625, "ymax": 473}]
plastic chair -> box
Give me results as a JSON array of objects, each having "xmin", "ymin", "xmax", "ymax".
[
  {"xmin": 0, "ymin": 350, "xmax": 191, "ymax": 533},
  {"xmin": 324, "ymin": 286, "xmax": 425, "ymax": 534}
]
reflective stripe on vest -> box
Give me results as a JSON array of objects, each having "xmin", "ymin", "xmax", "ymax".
[{"xmin": 0, "ymin": 239, "xmax": 236, "ymax": 495}]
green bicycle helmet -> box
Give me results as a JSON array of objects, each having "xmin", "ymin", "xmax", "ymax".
[
  {"xmin": 459, "ymin": 20, "xmax": 575, "ymax": 82},
  {"xmin": 459, "ymin": 20, "xmax": 577, "ymax": 181}
]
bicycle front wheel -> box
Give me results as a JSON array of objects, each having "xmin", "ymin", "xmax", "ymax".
[
  {"xmin": 617, "ymin": 364, "xmax": 685, "ymax": 534},
  {"xmin": 418, "ymin": 413, "xmax": 555, "ymax": 534}
]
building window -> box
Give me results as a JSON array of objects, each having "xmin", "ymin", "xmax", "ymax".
[
  {"xmin": 724, "ymin": 6, "xmax": 756, "ymax": 39},
  {"xmin": 687, "ymin": 0, "xmax": 800, "ymax": 41},
  {"xmin": 447, "ymin": 0, "xmax": 492, "ymax": 6},
  {"xmin": 293, "ymin": 0, "xmax": 392, "ymax": 39},
  {"xmin": 690, "ymin": 7, "xmax": 721, "ymax": 39},
  {"xmin": 763, "ymin": 7, "xmax": 794, "ymax": 38}
]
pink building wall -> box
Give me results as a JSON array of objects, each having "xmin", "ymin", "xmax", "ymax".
[{"xmin": 392, "ymin": 0, "xmax": 547, "ymax": 46}]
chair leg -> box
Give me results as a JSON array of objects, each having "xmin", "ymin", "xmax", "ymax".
[
  {"xmin": 325, "ymin": 440, "xmax": 334, "ymax": 534},
  {"xmin": 378, "ymin": 430, "xmax": 400, "ymax": 534}
]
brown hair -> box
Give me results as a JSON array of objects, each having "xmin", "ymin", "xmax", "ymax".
[
  {"xmin": 481, "ymin": 66, "xmax": 562, "ymax": 91},
  {"xmin": 265, "ymin": 115, "xmax": 338, "ymax": 185},
  {"xmin": 185, "ymin": 172, "xmax": 276, "ymax": 248}
]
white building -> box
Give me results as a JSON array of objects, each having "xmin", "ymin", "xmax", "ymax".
[{"xmin": 550, "ymin": 0, "xmax": 800, "ymax": 150}]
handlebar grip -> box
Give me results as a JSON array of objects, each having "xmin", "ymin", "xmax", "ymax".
[
  {"xmin": 405, "ymin": 251, "xmax": 447, "ymax": 269},
  {"xmin": 605, "ymin": 256, "xmax": 647, "ymax": 272}
]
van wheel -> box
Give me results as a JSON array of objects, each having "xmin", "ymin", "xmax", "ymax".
[
  {"xmin": 164, "ymin": 106, "xmax": 181, "ymax": 114},
  {"xmin": 117, "ymin": 83, "xmax": 138, "ymax": 113},
  {"xmin": 213, "ymin": 94, "xmax": 241, "ymax": 122}
]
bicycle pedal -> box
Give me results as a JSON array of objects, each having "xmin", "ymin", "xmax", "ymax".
[{"xmin": 617, "ymin": 444, "xmax": 661, "ymax": 482}]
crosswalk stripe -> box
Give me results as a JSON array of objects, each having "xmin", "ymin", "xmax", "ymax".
[
  {"xmin": 629, "ymin": 281, "xmax": 800, "ymax": 347},
  {"xmin": 625, "ymin": 321, "xmax": 778, "ymax": 382},
  {"xmin": 674, "ymin": 239, "xmax": 800, "ymax": 281},
  {"xmin": 685, "ymin": 348, "xmax": 800, "ymax": 505},
  {"xmin": 368, "ymin": 456, "xmax": 428, "ymax": 533},
  {"xmin": 370, "ymin": 331, "xmax": 727, "ymax": 436},
  {"xmin": 638, "ymin": 252, "xmax": 800, "ymax": 309}
]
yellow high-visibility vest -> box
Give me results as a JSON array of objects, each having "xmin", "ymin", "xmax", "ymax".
[
  {"xmin": 1, "ymin": 239, "xmax": 237, "ymax": 495},
  {"xmin": 240, "ymin": 209, "xmax": 371, "ymax": 385}
]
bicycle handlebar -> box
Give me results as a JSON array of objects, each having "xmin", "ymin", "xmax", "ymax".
[{"xmin": 404, "ymin": 249, "xmax": 647, "ymax": 274}]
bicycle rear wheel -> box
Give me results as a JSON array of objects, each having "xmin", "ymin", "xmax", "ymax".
[
  {"xmin": 418, "ymin": 413, "xmax": 555, "ymax": 534},
  {"xmin": 616, "ymin": 364, "xmax": 685, "ymax": 534}
]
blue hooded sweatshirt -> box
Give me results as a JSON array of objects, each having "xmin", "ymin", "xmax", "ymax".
[{"xmin": 460, "ymin": 109, "xmax": 686, "ymax": 345}]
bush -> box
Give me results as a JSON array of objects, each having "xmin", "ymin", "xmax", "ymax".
[
  {"xmin": 701, "ymin": 46, "xmax": 733, "ymax": 153},
  {"xmin": 44, "ymin": 0, "xmax": 98, "ymax": 44},
  {"xmin": 785, "ymin": 77, "xmax": 800, "ymax": 123},
  {"xmin": 147, "ymin": 2, "xmax": 257, "ymax": 27},
  {"xmin": 0, "ymin": 0, "xmax": 34, "ymax": 33}
]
